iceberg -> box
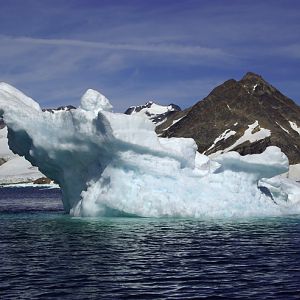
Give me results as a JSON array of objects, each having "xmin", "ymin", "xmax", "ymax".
[
  {"xmin": 0, "ymin": 82, "xmax": 300, "ymax": 218},
  {"xmin": 0, "ymin": 126, "xmax": 44, "ymax": 184}
]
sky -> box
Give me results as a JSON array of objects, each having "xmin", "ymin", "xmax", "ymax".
[{"xmin": 0, "ymin": 0, "xmax": 299, "ymax": 111}]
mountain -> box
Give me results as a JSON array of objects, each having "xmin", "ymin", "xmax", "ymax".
[
  {"xmin": 42, "ymin": 105, "xmax": 76, "ymax": 113},
  {"xmin": 158, "ymin": 72, "xmax": 300, "ymax": 165},
  {"xmin": 125, "ymin": 101, "xmax": 181, "ymax": 125}
]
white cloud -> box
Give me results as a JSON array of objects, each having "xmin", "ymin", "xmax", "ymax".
[{"xmin": 0, "ymin": 35, "xmax": 230, "ymax": 59}]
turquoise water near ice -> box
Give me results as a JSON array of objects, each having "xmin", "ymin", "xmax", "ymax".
[{"xmin": 1, "ymin": 187, "xmax": 300, "ymax": 299}]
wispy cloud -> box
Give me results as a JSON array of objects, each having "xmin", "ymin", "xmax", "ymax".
[
  {"xmin": 0, "ymin": 33, "xmax": 235, "ymax": 109},
  {"xmin": 106, "ymin": 77, "xmax": 226, "ymax": 112},
  {"xmin": 1, "ymin": 35, "xmax": 230, "ymax": 59},
  {"xmin": 0, "ymin": 0, "xmax": 299, "ymax": 109}
]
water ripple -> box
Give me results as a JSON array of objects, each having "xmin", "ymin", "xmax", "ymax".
[{"xmin": 1, "ymin": 188, "xmax": 300, "ymax": 299}]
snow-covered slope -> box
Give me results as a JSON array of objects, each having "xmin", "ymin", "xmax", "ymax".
[
  {"xmin": 0, "ymin": 126, "xmax": 43, "ymax": 184},
  {"xmin": 208, "ymin": 120, "xmax": 271, "ymax": 156},
  {"xmin": 1, "ymin": 82, "xmax": 300, "ymax": 218},
  {"xmin": 125, "ymin": 101, "xmax": 181, "ymax": 125}
]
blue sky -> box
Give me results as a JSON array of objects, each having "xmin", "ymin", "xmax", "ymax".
[{"xmin": 0, "ymin": 0, "xmax": 299, "ymax": 111}]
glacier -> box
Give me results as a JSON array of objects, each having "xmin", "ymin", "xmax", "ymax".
[{"xmin": 0, "ymin": 82, "xmax": 300, "ymax": 218}]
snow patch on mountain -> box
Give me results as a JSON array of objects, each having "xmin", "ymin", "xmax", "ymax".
[
  {"xmin": 0, "ymin": 155, "xmax": 42, "ymax": 184},
  {"xmin": 289, "ymin": 121, "xmax": 300, "ymax": 135},
  {"xmin": 208, "ymin": 121, "xmax": 271, "ymax": 157},
  {"xmin": 162, "ymin": 116, "xmax": 186, "ymax": 132},
  {"xmin": 225, "ymin": 121, "xmax": 270, "ymax": 152},
  {"xmin": 125, "ymin": 101, "xmax": 181, "ymax": 125},
  {"xmin": 206, "ymin": 129, "xmax": 236, "ymax": 152},
  {"xmin": 276, "ymin": 122, "xmax": 290, "ymax": 134}
]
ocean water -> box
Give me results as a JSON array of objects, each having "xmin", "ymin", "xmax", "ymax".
[{"xmin": 1, "ymin": 187, "xmax": 300, "ymax": 299}]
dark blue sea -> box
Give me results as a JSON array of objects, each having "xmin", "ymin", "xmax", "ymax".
[{"xmin": 1, "ymin": 186, "xmax": 300, "ymax": 299}]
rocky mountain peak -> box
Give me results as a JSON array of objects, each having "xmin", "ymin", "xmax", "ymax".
[
  {"xmin": 241, "ymin": 71, "xmax": 264, "ymax": 81},
  {"xmin": 158, "ymin": 72, "xmax": 300, "ymax": 164},
  {"xmin": 239, "ymin": 72, "xmax": 277, "ymax": 97},
  {"xmin": 124, "ymin": 101, "xmax": 181, "ymax": 125},
  {"xmin": 42, "ymin": 105, "xmax": 76, "ymax": 114}
]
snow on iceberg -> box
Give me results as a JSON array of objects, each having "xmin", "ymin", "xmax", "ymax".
[{"xmin": 0, "ymin": 82, "xmax": 300, "ymax": 218}]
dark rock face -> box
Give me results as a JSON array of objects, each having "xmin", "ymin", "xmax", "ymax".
[
  {"xmin": 160, "ymin": 72, "xmax": 300, "ymax": 164},
  {"xmin": 42, "ymin": 105, "xmax": 76, "ymax": 114},
  {"xmin": 124, "ymin": 102, "xmax": 153, "ymax": 115}
]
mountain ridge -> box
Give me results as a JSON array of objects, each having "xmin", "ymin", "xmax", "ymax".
[
  {"xmin": 157, "ymin": 72, "xmax": 300, "ymax": 164},
  {"xmin": 125, "ymin": 72, "xmax": 300, "ymax": 164}
]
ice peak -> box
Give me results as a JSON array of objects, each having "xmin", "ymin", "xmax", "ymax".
[
  {"xmin": 80, "ymin": 89, "xmax": 113, "ymax": 113},
  {"xmin": 0, "ymin": 82, "xmax": 41, "ymax": 112}
]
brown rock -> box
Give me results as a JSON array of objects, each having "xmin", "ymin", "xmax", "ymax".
[{"xmin": 33, "ymin": 177, "xmax": 52, "ymax": 184}]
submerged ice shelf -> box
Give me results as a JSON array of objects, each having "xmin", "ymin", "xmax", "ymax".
[{"xmin": 0, "ymin": 82, "xmax": 300, "ymax": 218}]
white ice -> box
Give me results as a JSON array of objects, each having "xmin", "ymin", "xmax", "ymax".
[
  {"xmin": 0, "ymin": 127, "xmax": 12, "ymax": 160},
  {"xmin": 1, "ymin": 82, "xmax": 300, "ymax": 218},
  {"xmin": 0, "ymin": 126, "xmax": 43, "ymax": 184}
]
